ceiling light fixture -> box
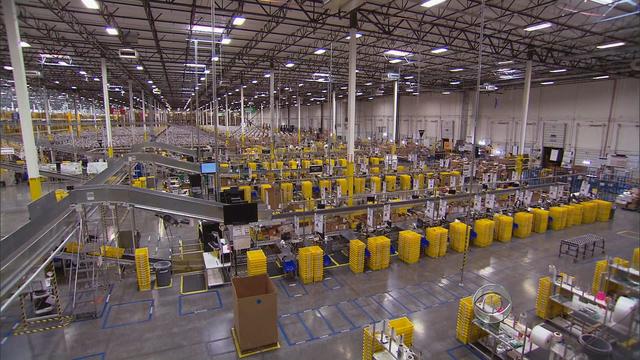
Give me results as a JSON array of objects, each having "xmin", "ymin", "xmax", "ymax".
[
  {"xmin": 93, "ymin": 77, "xmax": 100, "ymax": 81},
  {"xmin": 82, "ymin": 0, "xmax": 99, "ymax": 9},
  {"xmin": 540, "ymin": 81, "xmax": 554, "ymax": 85},
  {"xmin": 136, "ymin": 65, "xmax": 143, "ymax": 70},
  {"xmin": 191, "ymin": 25, "xmax": 224, "ymax": 33},
  {"xmin": 314, "ymin": 48, "xmax": 327, "ymax": 55},
  {"xmin": 20, "ymin": 41, "xmax": 31, "ymax": 48},
  {"xmin": 384, "ymin": 50, "xmax": 412, "ymax": 57},
  {"xmin": 285, "ymin": 62, "xmax": 295, "ymax": 68},
  {"xmin": 365, "ymin": 82, "xmax": 373, "ymax": 85},
  {"xmin": 442, "ymin": 91, "xmax": 451, "ymax": 94},
  {"xmin": 449, "ymin": 81, "xmax": 461, "ymax": 85},
  {"xmin": 524, "ymin": 22, "xmax": 552, "ymax": 32},
  {"xmin": 185, "ymin": 63, "xmax": 206, "ymax": 67},
  {"xmin": 79, "ymin": 71, "xmax": 87, "ymax": 75},
  {"xmin": 251, "ymin": 80, "xmax": 258, "ymax": 84},
  {"xmin": 105, "ymin": 27, "xmax": 118, "ymax": 35},
  {"xmin": 596, "ymin": 42, "xmax": 625, "ymax": 49},
  {"xmin": 549, "ymin": 69, "xmax": 567, "ymax": 73},
  {"xmin": 389, "ymin": 59, "xmax": 403, "ymax": 64},
  {"xmin": 345, "ymin": 33, "xmax": 362, "ymax": 40},
  {"xmin": 147, "ymin": 80, "xmax": 153, "ymax": 84},
  {"xmin": 593, "ymin": 75, "xmax": 609, "ymax": 79},
  {"xmin": 497, "ymin": 60, "xmax": 514, "ymax": 65},
  {"xmin": 221, "ymin": 37, "xmax": 231, "ymax": 45},
  {"xmin": 264, "ymin": 73, "xmax": 271, "ymax": 78},
  {"xmin": 449, "ymin": 68, "xmax": 464, "ymax": 72},
  {"xmin": 431, "ymin": 47, "xmax": 448, "ymax": 54},
  {"xmin": 232, "ymin": 17, "xmax": 246, "ymax": 26},
  {"xmin": 4, "ymin": 66, "xmax": 13, "ymax": 71},
  {"xmin": 421, "ymin": 0, "xmax": 447, "ymax": 7}
]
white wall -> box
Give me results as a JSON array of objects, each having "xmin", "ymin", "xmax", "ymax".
[{"xmin": 475, "ymin": 78, "xmax": 640, "ymax": 167}]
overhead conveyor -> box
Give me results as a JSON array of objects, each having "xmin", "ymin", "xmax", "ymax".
[{"xmin": 126, "ymin": 152, "xmax": 200, "ymax": 173}]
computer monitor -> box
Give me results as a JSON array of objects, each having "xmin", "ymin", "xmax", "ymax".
[
  {"xmin": 200, "ymin": 162, "xmax": 217, "ymax": 174},
  {"xmin": 223, "ymin": 203, "xmax": 258, "ymax": 225},
  {"xmin": 309, "ymin": 165, "xmax": 323, "ymax": 173}
]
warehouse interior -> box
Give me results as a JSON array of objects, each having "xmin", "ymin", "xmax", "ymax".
[{"xmin": 1, "ymin": 0, "xmax": 639, "ymax": 359}]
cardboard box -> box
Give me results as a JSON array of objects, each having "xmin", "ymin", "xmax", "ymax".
[{"xmin": 232, "ymin": 274, "xmax": 278, "ymax": 351}]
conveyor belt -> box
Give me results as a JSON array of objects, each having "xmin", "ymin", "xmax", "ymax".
[
  {"xmin": 126, "ymin": 152, "xmax": 200, "ymax": 173},
  {"xmin": 131, "ymin": 142, "xmax": 197, "ymax": 157},
  {"xmin": 0, "ymin": 161, "xmax": 85, "ymax": 181}
]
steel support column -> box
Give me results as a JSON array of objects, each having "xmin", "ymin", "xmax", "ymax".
[
  {"xmin": 101, "ymin": 58, "xmax": 113, "ymax": 157},
  {"xmin": 519, "ymin": 60, "xmax": 532, "ymax": 155}
]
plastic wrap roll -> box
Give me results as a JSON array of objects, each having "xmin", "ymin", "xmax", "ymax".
[
  {"xmin": 612, "ymin": 296, "xmax": 638, "ymax": 323},
  {"xmin": 530, "ymin": 325, "xmax": 554, "ymax": 349}
]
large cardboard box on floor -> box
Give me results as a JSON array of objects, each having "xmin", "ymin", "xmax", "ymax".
[{"xmin": 232, "ymin": 274, "xmax": 278, "ymax": 351}]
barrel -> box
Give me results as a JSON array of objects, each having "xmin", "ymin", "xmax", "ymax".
[{"xmin": 154, "ymin": 261, "xmax": 172, "ymax": 287}]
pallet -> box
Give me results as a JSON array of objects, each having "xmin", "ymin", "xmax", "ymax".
[{"xmin": 231, "ymin": 327, "xmax": 280, "ymax": 358}]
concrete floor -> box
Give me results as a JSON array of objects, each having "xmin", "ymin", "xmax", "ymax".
[{"xmin": 1, "ymin": 182, "xmax": 639, "ymax": 359}]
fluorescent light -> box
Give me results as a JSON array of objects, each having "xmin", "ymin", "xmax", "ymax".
[
  {"xmin": 221, "ymin": 37, "xmax": 231, "ymax": 45},
  {"xmin": 384, "ymin": 50, "xmax": 412, "ymax": 57},
  {"xmin": 368, "ymin": 97, "xmax": 374, "ymax": 100},
  {"xmin": 212, "ymin": 56, "xmax": 219, "ymax": 61},
  {"xmin": 82, "ymin": 0, "xmax": 99, "ymax": 9},
  {"xmin": 442, "ymin": 91, "xmax": 451, "ymax": 95},
  {"xmin": 232, "ymin": 17, "xmax": 246, "ymax": 26},
  {"xmin": 93, "ymin": 77, "xmax": 100, "ymax": 81},
  {"xmin": 449, "ymin": 68, "xmax": 464, "ymax": 72},
  {"xmin": 20, "ymin": 41, "xmax": 31, "ymax": 48},
  {"xmin": 147, "ymin": 80, "xmax": 153, "ymax": 84},
  {"xmin": 185, "ymin": 63, "xmax": 206, "ymax": 67},
  {"xmin": 313, "ymin": 72, "xmax": 330, "ymax": 77},
  {"xmin": 298, "ymin": 83, "xmax": 304, "ymax": 87},
  {"xmin": 191, "ymin": 25, "xmax": 225, "ymax": 33},
  {"xmin": 404, "ymin": 76, "xmax": 414, "ymax": 80},
  {"xmin": 431, "ymin": 47, "xmax": 448, "ymax": 54},
  {"xmin": 421, "ymin": 0, "xmax": 447, "ymax": 7},
  {"xmin": 200, "ymin": 77, "xmax": 206, "ymax": 81},
  {"xmin": 251, "ymin": 80, "xmax": 258, "ymax": 84},
  {"xmin": 365, "ymin": 82, "xmax": 373, "ymax": 86},
  {"xmin": 499, "ymin": 75, "xmax": 515, "ymax": 80},
  {"xmin": 540, "ymin": 81, "xmax": 554, "ymax": 85},
  {"xmin": 136, "ymin": 65, "xmax": 143, "ymax": 70},
  {"xmin": 389, "ymin": 59, "xmax": 403, "ymax": 64},
  {"xmin": 549, "ymin": 69, "xmax": 567, "ymax": 73},
  {"xmin": 345, "ymin": 33, "xmax": 362, "ymax": 40},
  {"xmin": 314, "ymin": 48, "xmax": 327, "ymax": 55},
  {"xmin": 449, "ymin": 81, "xmax": 460, "ymax": 85},
  {"xmin": 593, "ymin": 75, "xmax": 609, "ymax": 80},
  {"xmin": 285, "ymin": 62, "xmax": 295, "ymax": 68},
  {"xmin": 71, "ymin": 86, "xmax": 77, "ymax": 89},
  {"xmin": 105, "ymin": 27, "xmax": 118, "ymax": 35},
  {"xmin": 79, "ymin": 71, "xmax": 87, "ymax": 75},
  {"xmin": 4, "ymin": 66, "xmax": 13, "ymax": 71},
  {"xmin": 596, "ymin": 42, "xmax": 625, "ymax": 49},
  {"xmin": 356, "ymin": 92, "xmax": 363, "ymax": 96},
  {"xmin": 264, "ymin": 73, "xmax": 271, "ymax": 78},
  {"xmin": 57, "ymin": 60, "xmax": 68, "ymax": 66},
  {"xmin": 340, "ymin": 86, "xmax": 347, "ymax": 90},
  {"xmin": 524, "ymin": 22, "xmax": 552, "ymax": 32},
  {"xmin": 497, "ymin": 60, "xmax": 514, "ymax": 65},
  {"xmin": 582, "ymin": 160, "xmax": 591, "ymax": 165}
]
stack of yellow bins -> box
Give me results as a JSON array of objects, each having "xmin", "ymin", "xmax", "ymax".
[
  {"xmin": 581, "ymin": 201, "xmax": 598, "ymax": 224},
  {"xmin": 298, "ymin": 246, "xmax": 324, "ymax": 284},
  {"xmin": 426, "ymin": 226, "xmax": 448, "ymax": 257},
  {"xmin": 319, "ymin": 179, "xmax": 331, "ymax": 195},
  {"xmin": 562, "ymin": 205, "xmax": 580, "ymax": 227},
  {"xmin": 573, "ymin": 203, "xmax": 584, "ymax": 224},
  {"xmin": 593, "ymin": 199, "xmax": 612, "ymax": 221},
  {"xmin": 388, "ymin": 317, "xmax": 414, "ymax": 346},
  {"xmin": 456, "ymin": 296, "xmax": 485, "ymax": 344},
  {"xmin": 592, "ymin": 259, "xmax": 608, "ymax": 294},
  {"xmin": 135, "ymin": 247, "xmax": 151, "ymax": 291},
  {"xmin": 514, "ymin": 212, "xmax": 533, "ymax": 238},
  {"xmin": 349, "ymin": 239, "xmax": 366, "ymax": 273},
  {"xmin": 370, "ymin": 176, "xmax": 381, "ymax": 193},
  {"xmin": 385, "ymin": 176, "xmax": 397, "ymax": 192},
  {"xmin": 535, "ymin": 276, "xmax": 562, "ymax": 319},
  {"xmin": 398, "ymin": 230, "xmax": 421, "ymax": 264},
  {"xmin": 450, "ymin": 222, "xmax": 471, "ymax": 253},
  {"xmin": 338, "ymin": 158, "xmax": 347, "ymax": 167},
  {"xmin": 370, "ymin": 167, "xmax": 380, "ymax": 174},
  {"xmin": 362, "ymin": 327, "xmax": 384, "ymax": 359},
  {"xmin": 493, "ymin": 214, "xmax": 513, "ymax": 242},
  {"xmin": 416, "ymin": 174, "xmax": 425, "ymax": 189},
  {"xmin": 302, "ymin": 160, "xmax": 311, "ymax": 169},
  {"xmin": 531, "ymin": 208, "xmax": 549, "ymax": 233},
  {"xmin": 288, "ymin": 160, "xmax": 298, "ymax": 169},
  {"xmin": 549, "ymin": 206, "xmax": 568, "ymax": 230},
  {"xmin": 367, "ymin": 236, "xmax": 391, "ymax": 270},
  {"xmin": 354, "ymin": 177, "xmax": 366, "ymax": 194},
  {"xmin": 473, "ymin": 219, "xmax": 495, "ymax": 248},
  {"xmin": 260, "ymin": 184, "xmax": 271, "ymax": 203},
  {"xmin": 281, "ymin": 182, "xmax": 294, "ymax": 203},
  {"xmin": 313, "ymin": 159, "xmax": 323, "ymax": 166},
  {"xmin": 633, "ymin": 247, "xmax": 640, "ymax": 269},
  {"xmin": 336, "ymin": 178, "xmax": 348, "ymax": 196},
  {"xmin": 399, "ymin": 175, "xmax": 412, "ymax": 191},
  {"xmin": 370, "ymin": 157, "xmax": 380, "ymax": 166},
  {"xmin": 247, "ymin": 249, "xmax": 267, "ymax": 276}
]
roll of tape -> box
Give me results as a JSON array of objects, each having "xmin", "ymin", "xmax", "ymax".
[{"xmin": 530, "ymin": 325, "xmax": 554, "ymax": 350}]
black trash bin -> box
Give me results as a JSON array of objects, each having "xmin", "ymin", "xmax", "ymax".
[{"xmin": 154, "ymin": 261, "xmax": 172, "ymax": 287}]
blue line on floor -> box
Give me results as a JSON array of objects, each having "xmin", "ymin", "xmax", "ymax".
[
  {"xmin": 352, "ymin": 299, "xmax": 376, "ymax": 323},
  {"xmin": 178, "ymin": 289, "xmax": 223, "ymax": 316},
  {"xmin": 315, "ymin": 308, "xmax": 336, "ymax": 335},
  {"xmin": 369, "ymin": 294, "xmax": 398, "ymax": 317},
  {"xmin": 102, "ymin": 299, "xmax": 154, "ymax": 329},
  {"xmin": 72, "ymin": 352, "xmax": 105, "ymax": 360},
  {"xmin": 400, "ymin": 287, "xmax": 428, "ymax": 308},
  {"xmin": 385, "ymin": 291, "xmax": 412, "ymax": 313},
  {"xmin": 277, "ymin": 319, "xmax": 293, "ymax": 346},
  {"xmin": 296, "ymin": 312, "xmax": 316, "ymax": 340},
  {"xmin": 334, "ymin": 303, "xmax": 357, "ymax": 330}
]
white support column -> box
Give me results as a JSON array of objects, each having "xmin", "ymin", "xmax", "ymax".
[
  {"xmin": 519, "ymin": 60, "xmax": 532, "ymax": 155},
  {"xmin": 3, "ymin": 0, "xmax": 41, "ymax": 199},
  {"xmin": 297, "ymin": 95, "xmax": 302, "ymax": 144},
  {"xmin": 331, "ymin": 90, "xmax": 337, "ymax": 139},
  {"xmin": 260, "ymin": 104, "xmax": 264, "ymax": 128},
  {"xmin": 141, "ymin": 91, "xmax": 147, "ymax": 141},
  {"xmin": 392, "ymin": 80, "xmax": 399, "ymax": 142},
  {"xmin": 91, "ymin": 100, "xmax": 97, "ymax": 130},
  {"xmin": 269, "ymin": 70, "xmax": 275, "ymax": 134},
  {"xmin": 101, "ymin": 58, "xmax": 113, "ymax": 157},
  {"xmin": 43, "ymin": 88, "xmax": 52, "ymax": 139},
  {"xmin": 224, "ymin": 95, "xmax": 229, "ymax": 136},
  {"xmin": 128, "ymin": 80, "xmax": 135, "ymax": 146},
  {"xmin": 240, "ymin": 84, "xmax": 245, "ymax": 143},
  {"xmin": 347, "ymin": 29, "xmax": 357, "ymax": 162}
]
